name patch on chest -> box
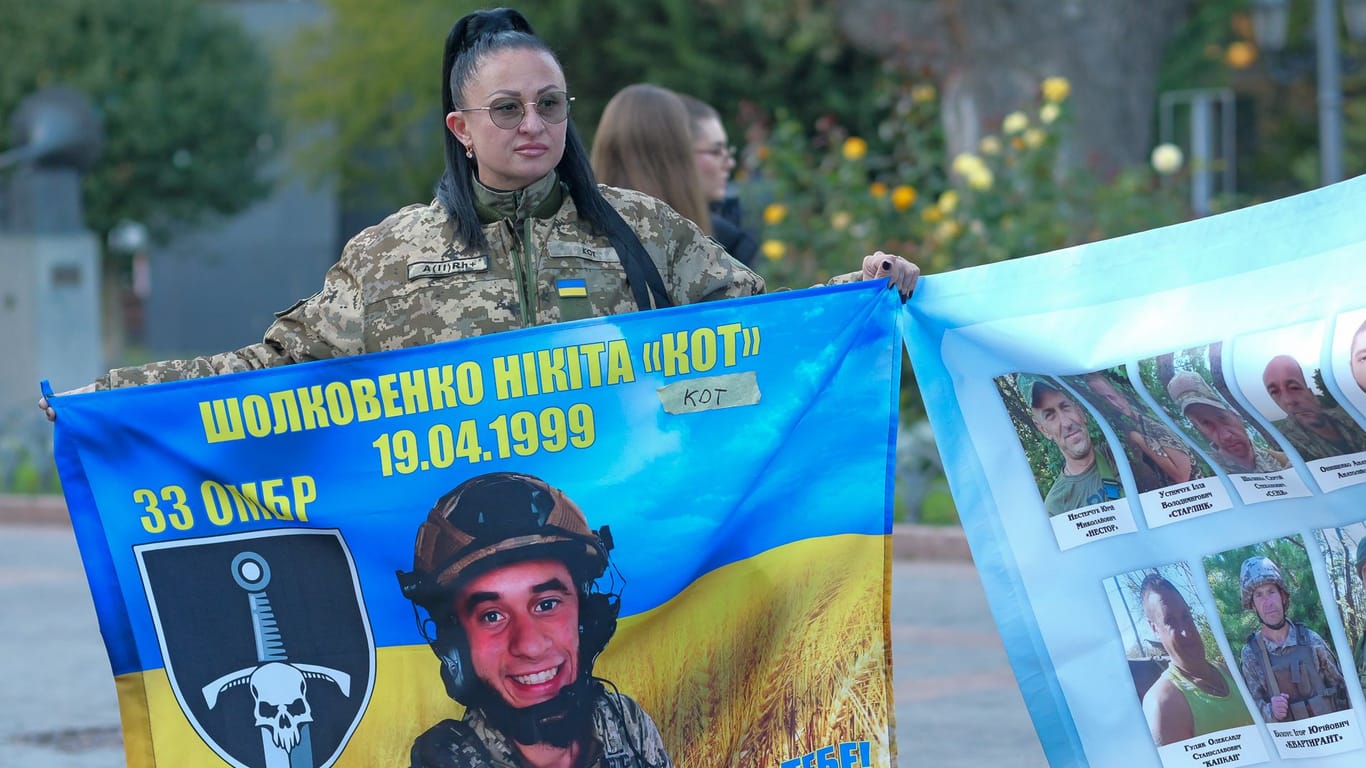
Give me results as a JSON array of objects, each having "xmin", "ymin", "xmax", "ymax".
[{"xmin": 408, "ymin": 257, "xmax": 489, "ymax": 280}]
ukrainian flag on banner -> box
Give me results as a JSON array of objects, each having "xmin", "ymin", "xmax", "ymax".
[{"xmin": 47, "ymin": 282, "xmax": 903, "ymax": 768}]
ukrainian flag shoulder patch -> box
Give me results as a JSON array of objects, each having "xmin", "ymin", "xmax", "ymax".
[{"xmin": 557, "ymin": 278, "xmax": 588, "ymax": 297}]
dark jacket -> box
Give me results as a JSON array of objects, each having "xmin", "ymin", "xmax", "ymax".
[{"xmin": 711, "ymin": 211, "xmax": 758, "ymax": 267}]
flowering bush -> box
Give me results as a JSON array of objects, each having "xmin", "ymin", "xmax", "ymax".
[
  {"xmin": 738, "ymin": 72, "xmax": 1200, "ymax": 522},
  {"xmin": 742, "ymin": 71, "xmax": 1193, "ymax": 289}
]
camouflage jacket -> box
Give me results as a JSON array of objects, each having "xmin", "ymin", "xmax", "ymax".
[
  {"xmin": 409, "ymin": 692, "xmax": 673, "ymax": 768},
  {"xmin": 1238, "ymin": 622, "xmax": 1346, "ymax": 721},
  {"xmin": 98, "ymin": 172, "xmax": 764, "ymax": 388},
  {"xmin": 1271, "ymin": 408, "xmax": 1366, "ymax": 461},
  {"xmin": 1357, "ymin": 630, "xmax": 1366, "ymax": 697}
]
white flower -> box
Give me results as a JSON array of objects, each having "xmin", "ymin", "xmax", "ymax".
[
  {"xmin": 1150, "ymin": 143, "xmax": 1184, "ymax": 175},
  {"xmin": 1040, "ymin": 103, "xmax": 1060, "ymax": 125},
  {"xmin": 1002, "ymin": 111, "xmax": 1029, "ymax": 135}
]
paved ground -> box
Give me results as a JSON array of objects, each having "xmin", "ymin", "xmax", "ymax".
[{"xmin": 0, "ymin": 516, "xmax": 1047, "ymax": 767}]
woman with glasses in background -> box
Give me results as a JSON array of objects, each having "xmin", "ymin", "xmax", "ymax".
[
  {"xmin": 678, "ymin": 93, "xmax": 759, "ymax": 267},
  {"xmin": 41, "ymin": 6, "xmax": 918, "ymax": 408},
  {"xmin": 590, "ymin": 84, "xmax": 726, "ymax": 253}
]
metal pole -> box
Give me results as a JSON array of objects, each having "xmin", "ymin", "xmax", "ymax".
[
  {"xmin": 1316, "ymin": 0, "xmax": 1345, "ymax": 184},
  {"xmin": 1191, "ymin": 94, "xmax": 1213, "ymax": 216}
]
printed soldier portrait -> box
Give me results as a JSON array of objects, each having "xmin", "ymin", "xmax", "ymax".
[
  {"xmin": 1203, "ymin": 536, "xmax": 1351, "ymax": 724},
  {"xmin": 1064, "ymin": 366, "xmax": 1211, "ymax": 493},
  {"xmin": 1311, "ymin": 521, "xmax": 1366, "ymax": 704},
  {"xmin": 1228, "ymin": 322, "xmax": 1366, "ymax": 463},
  {"xmin": 1328, "ymin": 308, "xmax": 1366, "ymax": 418},
  {"xmin": 1138, "ymin": 346, "xmax": 1291, "ymax": 475},
  {"xmin": 994, "ymin": 373, "xmax": 1124, "ymax": 517},
  {"xmin": 395, "ymin": 472, "xmax": 672, "ymax": 768},
  {"xmin": 1106, "ymin": 563, "xmax": 1253, "ymax": 747}
]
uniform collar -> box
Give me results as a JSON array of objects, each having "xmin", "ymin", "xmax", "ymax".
[
  {"xmin": 473, "ymin": 171, "xmax": 564, "ymax": 227},
  {"xmin": 464, "ymin": 702, "xmax": 605, "ymax": 768}
]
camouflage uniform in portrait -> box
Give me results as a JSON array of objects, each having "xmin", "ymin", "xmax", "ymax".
[
  {"xmin": 1124, "ymin": 410, "xmax": 1205, "ymax": 490},
  {"xmin": 1271, "ymin": 407, "xmax": 1366, "ymax": 461},
  {"xmin": 413, "ymin": 696, "xmax": 671, "ymax": 768},
  {"xmin": 1236, "ymin": 557, "xmax": 1349, "ymax": 722},
  {"xmin": 1356, "ymin": 538, "xmax": 1366, "ymax": 698},
  {"xmin": 98, "ymin": 174, "xmax": 765, "ymax": 388}
]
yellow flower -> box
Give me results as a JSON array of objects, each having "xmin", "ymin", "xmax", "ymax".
[
  {"xmin": 910, "ymin": 83, "xmax": 937, "ymax": 104},
  {"xmin": 891, "ymin": 185, "xmax": 917, "ymax": 211},
  {"xmin": 1011, "ymin": 137, "xmax": 1025, "ymax": 151},
  {"xmin": 842, "ymin": 136, "xmax": 868, "ymax": 161},
  {"xmin": 1002, "ymin": 111, "xmax": 1029, "ymax": 135},
  {"xmin": 937, "ymin": 190, "xmax": 959, "ymax": 214},
  {"xmin": 1023, "ymin": 128, "xmax": 1046, "ymax": 149},
  {"xmin": 869, "ymin": 181, "xmax": 888, "ymax": 198},
  {"xmin": 756, "ymin": 145, "xmax": 771, "ymax": 161},
  {"xmin": 1150, "ymin": 143, "xmax": 1184, "ymax": 175},
  {"xmin": 1040, "ymin": 103, "xmax": 1061, "ymax": 125},
  {"xmin": 763, "ymin": 204, "xmax": 787, "ymax": 225},
  {"xmin": 761, "ymin": 240, "xmax": 786, "ymax": 260},
  {"xmin": 831, "ymin": 211, "xmax": 852, "ymax": 230},
  {"xmin": 965, "ymin": 167, "xmax": 993, "ymax": 191},
  {"xmin": 1226, "ymin": 41, "xmax": 1257, "ymax": 69},
  {"xmin": 951, "ymin": 152, "xmax": 985, "ymax": 177},
  {"xmin": 921, "ymin": 206, "xmax": 944, "ymax": 223},
  {"xmin": 979, "ymin": 136, "xmax": 1002, "ymax": 155},
  {"xmin": 934, "ymin": 219, "xmax": 962, "ymax": 241},
  {"xmin": 1041, "ymin": 76, "xmax": 1071, "ymax": 103}
]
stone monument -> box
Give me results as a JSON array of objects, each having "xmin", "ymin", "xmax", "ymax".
[{"xmin": 0, "ymin": 86, "xmax": 105, "ymax": 413}]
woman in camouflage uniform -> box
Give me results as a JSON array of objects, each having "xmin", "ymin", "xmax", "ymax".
[{"xmin": 42, "ymin": 7, "xmax": 916, "ymax": 410}]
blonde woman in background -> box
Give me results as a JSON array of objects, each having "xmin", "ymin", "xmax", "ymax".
[
  {"xmin": 678, "ymin": 92, "xmax": 758, "ymax": 266},
  {"xmin": 590, "ymin": 83, "xmax": 719, "ymax": 241}
]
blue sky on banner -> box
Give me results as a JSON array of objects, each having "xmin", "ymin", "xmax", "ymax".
[
  {"xmin": 49, "ymin": 282, "xmax": 902, "ymax": 675},
  {"xmin": 905, "ymin": 176, "xmax": 1366, "ymax": 768}
]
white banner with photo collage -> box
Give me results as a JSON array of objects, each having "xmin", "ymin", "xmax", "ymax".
[{"xmin": 905, "ymin": 176, "xmax": 1366, "ymax": 767}]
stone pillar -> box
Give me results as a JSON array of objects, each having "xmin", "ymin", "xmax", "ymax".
[{"xmin": 0, "ymin": 86, "xmax": 104, "ymax": 414}]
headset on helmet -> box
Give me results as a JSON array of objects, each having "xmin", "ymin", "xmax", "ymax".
[
  {"xmin": 396, "ymin": 472, "xmax": 620, "ymax": 704},
  {"xmin": 1239, "ymin": 555, "xmax": 1289, "ymax": 611}
]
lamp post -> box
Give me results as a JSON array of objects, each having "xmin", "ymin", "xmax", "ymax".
[{"xmin": 1251, "ymin": 0, "xmax": 1366, "ymax": 185}]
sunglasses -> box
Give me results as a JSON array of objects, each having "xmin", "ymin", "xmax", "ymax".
[{"xmin": 459, "ymin": 90, "xmax": 573, "ymax": 130}]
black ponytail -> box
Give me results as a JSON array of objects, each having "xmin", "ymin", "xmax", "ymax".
[{"xmin": 437, "ymin": 8, "xmax": 671, "ymax": 310}]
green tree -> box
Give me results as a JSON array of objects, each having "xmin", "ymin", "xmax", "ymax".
[
  {"xmin": 279, "ymin": 0, "xmax": 884, "ymax": 210},
  {"xmin": 1313, "ymin": 526, "xmax": 1366, "ymax": 648},
  {"xmin": 0, "ymin": 0, "xmax": 278, "ymax": 245}
]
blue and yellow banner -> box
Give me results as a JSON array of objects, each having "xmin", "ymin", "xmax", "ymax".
[
  {"xmin": 908, "ymin": 176, "xmax": 1366, "ymax": 768},
  {"xmin": 47, "ymin": 283, "xmax": 902, "ymax": 768}
]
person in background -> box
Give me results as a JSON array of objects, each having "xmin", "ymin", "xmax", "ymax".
[
  {"xmin": 40, "ymin": 7, "xmax": 917, "ymax": 418},
  {"xmin": 677, "ymin": 93, "xmax": 759, "ymax": 267},
  {"xmin": 589, "ymin": 84, "xmax": 716, "ymax": 241}
]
